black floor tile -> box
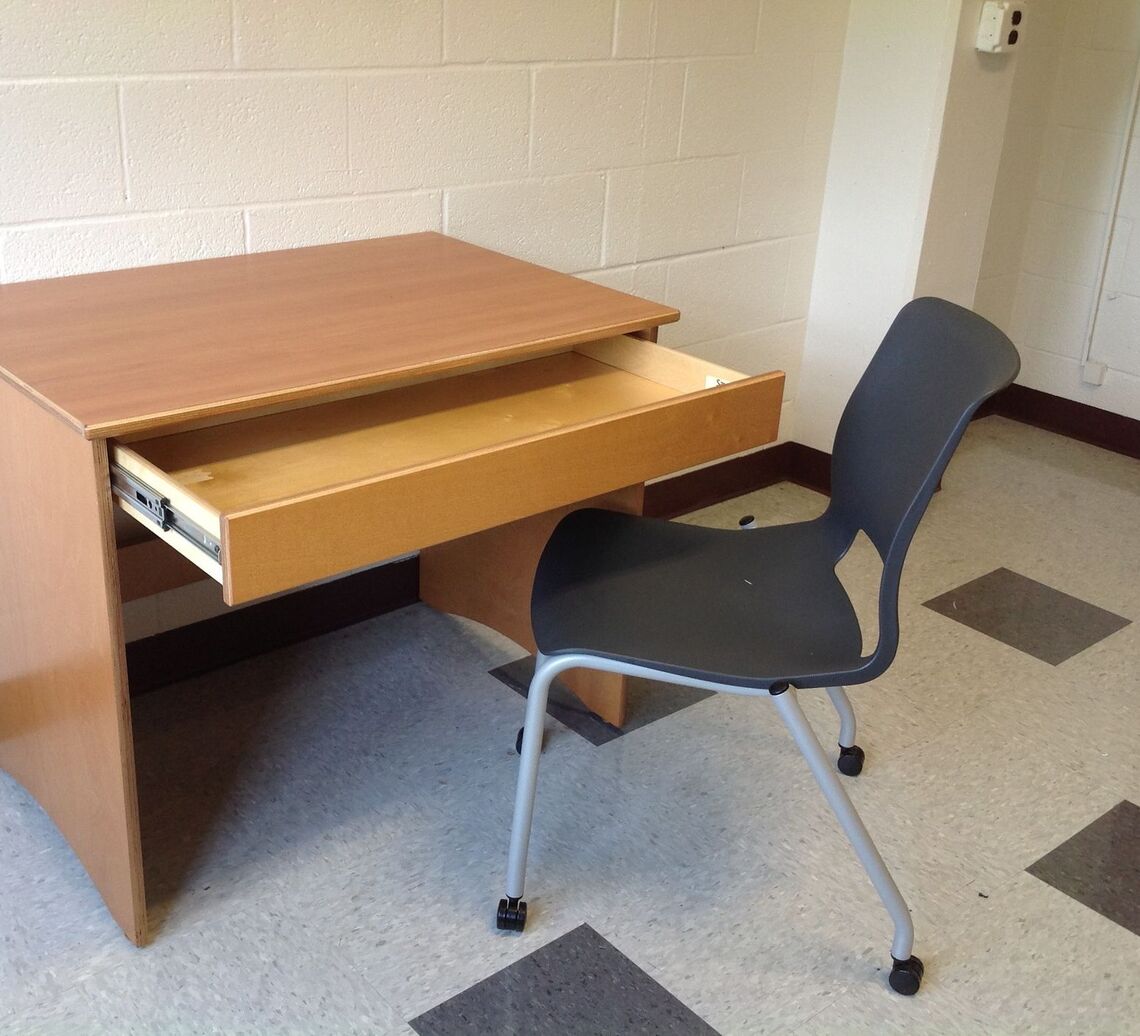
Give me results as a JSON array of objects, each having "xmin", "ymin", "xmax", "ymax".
[
  {"xmin": 923, "ymin": 567, "xmax": 1130, "ymax": 664},
  {"xmin": 490, "ymin": 655, "xmax": 714, "ymax": 746},
  {"xmin": 409, "ymin": 924, "xmax": 718, "ymax": 1036},
  {"xmin": 1027, "ymin": 800, "xmax": 1140, "ymax": 936}
]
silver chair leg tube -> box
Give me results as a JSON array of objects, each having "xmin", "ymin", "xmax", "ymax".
[
  {"xmin": 826, "ymin": 685, "xmax": 857, "ymax": 748},
  {"xmin": 771, "ymin": 688, "xmax": 914, "ymax": 961},
  {"xmin": 505, "ymin": 654, "xmax": 556, "ymax": 899}
]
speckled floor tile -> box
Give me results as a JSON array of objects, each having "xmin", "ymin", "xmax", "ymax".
[
  {"xmin": 490, "ymin": 654, "xmax": 714, "ymax": 745},
  {"xmin": 799, "ymin": 870, "xmax": 1140, "ymax": 1035},
  {"xmin": 0, "ymin": 418, "xmax": 1136, "ymax": 1035},
  {"xmin": 1027, "ymin": 800, "xmax": 1140, "ymax": 937},
  {"xmin": 0, "ymin": 778, "xmax": 140, "ymax": 1021},
  {"xmin": 924, "ymin": 567, "xmax": 1131, "ymax": 665},
  {"xmin": 583, "ymin": 850, "xmax": 911, "ymax": 1035},
  {"xmin": 794, "ymin": 704, "xmax": 1126, "ymax": 925},
  {"xmin": 271, "ymin": 696, "xmax": 748, "ymax": 1019},
  {"xmin": 677, "ymin": 481, "xmax": 827, "ymax": 533},
  {"xmin": 409, "ymin": 924, "xmax": 718, "ymax": 1035},
  {"xmin": 3, "ymin": 897, "xmax": 408, "ymax": 1035},
  {"xmin": 132, "ymin": 605, "xmax": 529, "ymax": 936}
]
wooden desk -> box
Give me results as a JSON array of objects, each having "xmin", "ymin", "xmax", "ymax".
[{"xmin": 0, "ymin": 233, "xmax": 783, "ymax": 944}]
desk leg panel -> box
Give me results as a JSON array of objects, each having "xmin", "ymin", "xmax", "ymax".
[
  {"xmin": 419, "ymin": 486, "xmax": 644, "ymax": 728},
  {"xmin": 0, "ymin": 383, "xmax": 146, "ymax": 945}
]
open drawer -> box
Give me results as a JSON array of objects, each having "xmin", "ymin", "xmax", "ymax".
[{"xmin": 110, "ymin": 336, "xmax": 784, "ymax": 605}]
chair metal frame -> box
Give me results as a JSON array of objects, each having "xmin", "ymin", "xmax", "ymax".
[
  {"xmin": 505, "ymin": 653, "xmax": 913, "ymax": 966},
  {"xmin": 494, "ymin": 298, "xmax": 1021, "ymax": 996}
]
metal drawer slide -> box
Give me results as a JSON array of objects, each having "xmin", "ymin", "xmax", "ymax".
[{"xmin": 111, "ymin": 466, "xmax": 223, "ymax": 565}]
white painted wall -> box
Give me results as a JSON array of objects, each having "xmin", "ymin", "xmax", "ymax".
[
  {"xmin": 0, "ymin": 1, "xmax": 850, "ymax": 637},
  {"xmin": 977, "ymin": 0, "xmax": 1140, "ymax": 419},
  {"xmin": 0, "ymin": 1, "xmax": 854, "ymax": 405},
  {"xmin": 794, "ymin": 0, "xmax": 1018, "ymax": 452}
]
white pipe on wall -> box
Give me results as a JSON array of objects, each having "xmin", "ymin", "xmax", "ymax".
[{"xmin": 1082, "ymin": 51, "xmax": 1140, "ymax": 371}]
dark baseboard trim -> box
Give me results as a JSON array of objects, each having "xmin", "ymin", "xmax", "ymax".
[
  {"xmin": 979, "ymin": 383, "xmax": 1140, "ymax": 460},
  {"xmin": 643, "ymin": 444, "xmax": 790, "ymax": 518},
  {"xmin": 778, "ymin": 441, "xmax": 832, "ymax": 495},
  {"xmin": 642, "ymin": 382, "xmax": 1140, "ymax": 517},
  {"xmin": 643, "ymin": 440, "xmax": 832, "ymax": 518},
  {"xmin": 126, "ymin": 557, "xmax": 419, "ymax": 696}
]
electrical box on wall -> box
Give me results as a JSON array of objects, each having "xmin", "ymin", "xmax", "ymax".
[{"xmin": 976, "ymin": 1, "xmax": 1025, "ymax": 53}]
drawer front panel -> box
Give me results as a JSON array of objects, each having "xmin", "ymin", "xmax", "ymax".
[{"xmin": 221, "ymin": 373, "xmax": 783, "ymax": 604}]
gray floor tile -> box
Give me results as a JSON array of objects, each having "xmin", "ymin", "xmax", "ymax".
[
  {"xmin": 0, "ymin": 777, "xmax": 140, "ymax": 1021},
  {"xmin": 409, "ymin": 924, "xmax": 718, "ymax": 1036},
  {"xmin": 1027, "ymin": 800, "xmax": 1140, "ymax": 937},
  {"xmin": 490, "ymin": 655, "xmax": 714, "ymax": 746},
  {"xmin": 923, "ymin": 567, "xmax": 1130, "ymax": 665},
  {"xmin": 0, "ymin": 418, "xmax": 1137, "ymax": 1034},
  {"xmin": 4, "ymin": 896, "xmax": 406, "ymax": 1036},
  {"xmin": 799, "ymin": 871, "xmax": 1140, "ymax": 1035}
]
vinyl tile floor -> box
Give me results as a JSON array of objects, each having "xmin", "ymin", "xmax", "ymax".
[{"xmin": 1, "ymin": 416, "xmax": 1138, "ymax": 1034}]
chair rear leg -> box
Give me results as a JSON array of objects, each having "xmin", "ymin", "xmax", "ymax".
[
  {"xmin": 497, "ymin": 653, "xmax": 557, "ymax": 933},
  {"xmin": 771, "ymin": 687, "xmax": 923, "ymax": 995},
  {"xmin": 827, "ymin": 685, "xmax": 865, "ymax": 776}
]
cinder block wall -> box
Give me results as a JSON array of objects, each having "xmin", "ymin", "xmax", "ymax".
[
  {"xmin": 1, "ymin": 1, "xmax": 848, "ymax": 384},
  {"xmin": 977, "ymin": 0, "xmax": 1140, "ymax": 418},
  {"xmin": 0, "ymin": 0, "xmax": 850, "ymax": 636}
]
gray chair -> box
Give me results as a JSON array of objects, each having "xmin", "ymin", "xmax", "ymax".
[{"xmin": 494, "ymin": 297, "xmax": 1020, "ymax": 995}]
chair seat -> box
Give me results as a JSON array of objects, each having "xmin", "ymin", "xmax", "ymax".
[{"xmin": 531, "ymin": 509, "xmax": 866, "ymax": 689}]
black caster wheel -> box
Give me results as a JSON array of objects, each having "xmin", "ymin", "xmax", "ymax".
[
  {"xmin": 837, "ymin": 743, "xmax": 865, "ymax": 776},
  {"xmin": 515, "ymin": 727, "xmax": 547, "ymax": 755},
  {"xmin": 496, "ymin": 896, "xmax": 527, "ymax": 932},
  {"xmin": 888, "ymin": 955, "xmax": 924, "ymax": 996}
]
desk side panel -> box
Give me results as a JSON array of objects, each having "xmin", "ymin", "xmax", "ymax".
[{"xmin": 0, "ymin": 381, "xmax": 146, "ymax": 944}]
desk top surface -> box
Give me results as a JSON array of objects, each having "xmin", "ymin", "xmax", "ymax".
[{"xmin": 0, "ymin": 233, "xmax": 678, "ymax": 439}]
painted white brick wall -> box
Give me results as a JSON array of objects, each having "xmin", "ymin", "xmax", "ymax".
[
  {"xmin": 0, "ymin": 0, "xmax": 850, "ymax": 636},
  {"xmin": 978, "ymin": 0, "xmax": 1140, "ymax": 418}
]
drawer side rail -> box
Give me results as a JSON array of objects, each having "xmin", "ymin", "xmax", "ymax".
[{"xmin": 111, "ymin": 467, "xmax": 223, "ymax": 566}]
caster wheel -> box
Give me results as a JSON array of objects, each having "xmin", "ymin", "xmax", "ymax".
[
  {"xmin": 837, "ymin": 743, "xmax": 865, "ymax": 776},
  {"xmin": 515, "ymin": 727, "xmax": 547, "ymax": 755},
  {"xmin": 888, "ymin": 955, "xmax": 924, "ymax": 996},
  {"xmin": 496, "ymin": 896, "xmax": 527, "ymax": 932}
]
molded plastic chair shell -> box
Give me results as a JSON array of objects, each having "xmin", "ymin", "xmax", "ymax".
[{"xmin": 531, "ymin": 297, "xmax": 1021, "ymax": 691}]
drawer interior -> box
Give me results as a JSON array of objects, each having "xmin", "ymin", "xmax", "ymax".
[
  {"xmin": 111, "ymin": 335, "xmax": 781, "ymax": 600},
  {"xmin": 123, "ymin": 351, "xmax": 674, "ymax": 515}
]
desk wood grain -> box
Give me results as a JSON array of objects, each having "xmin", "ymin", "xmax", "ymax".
[
  {"xmin": 0, "ymin": 381, "xmax": 146, "ymax": 944},
  {"xmin": 0, "ymin": 234, "xmax": 678, "ymax": 440}
]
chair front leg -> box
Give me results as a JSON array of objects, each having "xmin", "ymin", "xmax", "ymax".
[
  {"xmin": 497, "ymin": 652, "xmax": 557, "ymax": 932},
  {"xmin": 769, "ymin": 686, "xmax": 923, "ymax": 994}
]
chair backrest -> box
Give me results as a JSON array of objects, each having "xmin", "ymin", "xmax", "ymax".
[{"xmin": 824, "ymin": 296, "xmax": 1020, "ymax": 678}]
